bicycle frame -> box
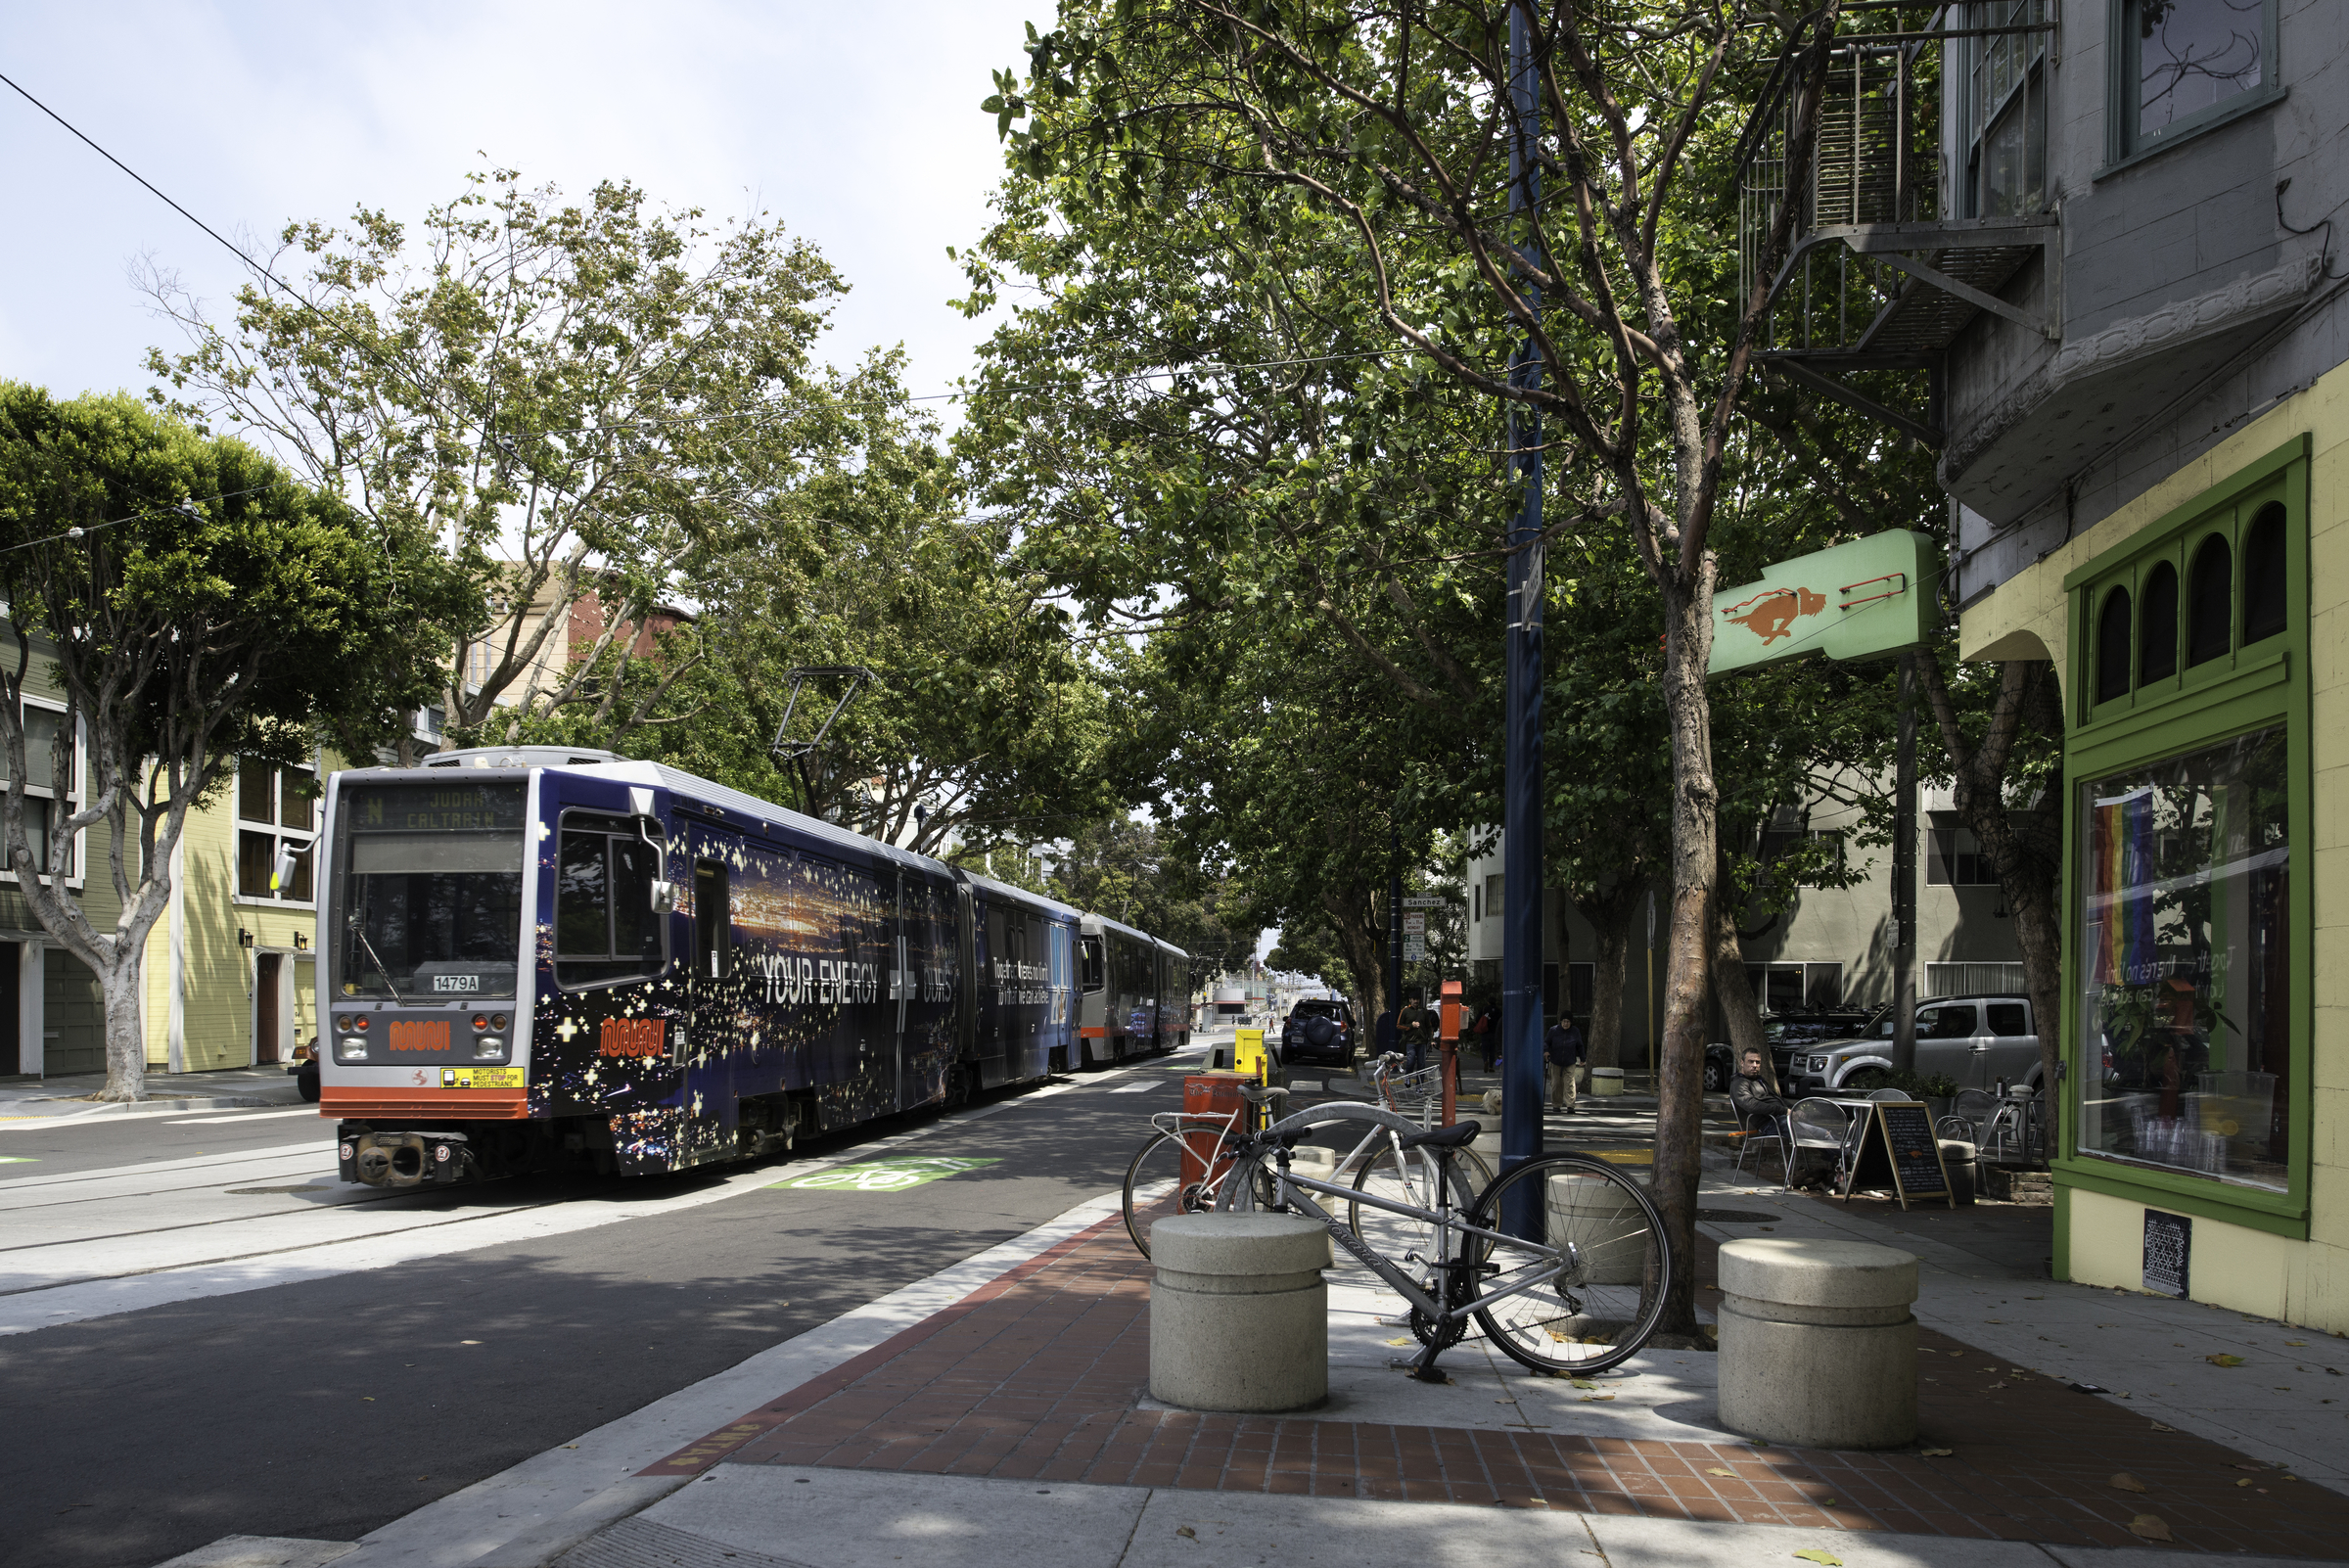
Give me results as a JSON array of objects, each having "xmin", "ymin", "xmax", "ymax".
[{"xmin": 1220, "ymin": 1135, "xmax": 1578, "ymax": 1379}]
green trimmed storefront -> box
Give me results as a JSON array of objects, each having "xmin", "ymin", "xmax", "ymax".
[{"xmin": 1964, "ymin": 392, "xmax": 2349, "ymax": 1322}]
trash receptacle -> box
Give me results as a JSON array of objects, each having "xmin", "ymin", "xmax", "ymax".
[{"xmin": 1183, "ymin": 1073, "xmax": 1251, "ymax": 1192}]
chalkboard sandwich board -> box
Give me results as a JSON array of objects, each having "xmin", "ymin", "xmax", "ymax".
[{"xmin": 1836, "ymin": 1099, "xmax": 1955, "ymax": 1210}]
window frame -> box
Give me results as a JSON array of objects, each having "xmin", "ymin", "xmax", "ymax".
[
  {"xmin": 2102, "ymin": 0, "xmax": 2282, "ymax": 174},
  {"xmin": 1927, "ymin": 826, "xmax": 2003, "ymax": 886},
  {"xmin": 551, "ymin": 807, "xmax": 671, "ymax": 992},
  {"xmin": 2058, "ymin": 433, "xmax": 2311, "ymax": 1237},
  {"xmin": 233, "ymin": 759, "xmax": 320, "ymax": 906},
  {"xmin": 1957, "ymin": 1, "xmax": 2052, "ymax": 219},
  {"xmin": 1, "ymin": 699, "xmax": 84, "ymax": 887}
]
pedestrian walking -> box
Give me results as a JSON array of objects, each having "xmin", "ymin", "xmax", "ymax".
[
  {"xmin": 1474, "ymin": 1001, "xmax": 1499, "ymax": 1072},
  {"xmin": 1544, "ymin": 1013, "xmax": 1587, "ymax": 1113},
  {"xmin": 1398, "ymin": 990, "xmax": 1432, "ymax": 1074}
]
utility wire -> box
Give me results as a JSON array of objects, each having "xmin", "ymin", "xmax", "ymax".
[{"xmin": 2, "ymin": 68, "xmax": 1436, "ymax": 438}]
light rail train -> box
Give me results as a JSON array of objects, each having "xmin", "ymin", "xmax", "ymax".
[{"xmin": 316, "ymin": 747, "xmax": 1191, "ymax": 1188}]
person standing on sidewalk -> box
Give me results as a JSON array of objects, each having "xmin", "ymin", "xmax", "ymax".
[
  {"xmin": 1398, "ymin": 990, "xmax": 1432, "ymax": 1074},
  {"xmin": 1544, "ymin": 1013, "xmax": 1587, "ymax": 1113}
]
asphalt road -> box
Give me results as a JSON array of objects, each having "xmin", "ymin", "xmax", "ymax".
[{"xmin": 0, "ymin": 1052, "xmax": 1202, "ymax": 1568}]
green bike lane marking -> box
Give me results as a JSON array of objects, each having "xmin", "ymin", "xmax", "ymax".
[{"xmin": 766, "ymin": 1155, "xmax": 1001, "ymax": 1193}]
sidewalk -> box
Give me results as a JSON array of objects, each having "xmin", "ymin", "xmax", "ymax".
[
  {"xmin": 0, "ymin": 1063, "xmax": 304, "ymax": 1117},
  {"xmin": 158, "ymin": 1099, "xmax": 2349, "ymax": 1568}
]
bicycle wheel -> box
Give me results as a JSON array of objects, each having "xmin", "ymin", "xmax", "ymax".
[
  {"xmin": 1346, "ymin": 1135, "xmax": 1480, "ymax": 1277},
  {"xmin": 1122, "ymin": 1123, "xmax": 1228, "ymax": 1258},
  {"xmin": 1464, "ymin": 1153, "xmax": 1671, "ymax": 1376}
]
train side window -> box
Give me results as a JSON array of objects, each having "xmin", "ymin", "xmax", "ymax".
[
  {"xmin": 556, "ymin": 811, "xmax": 668, "ymax": 987},
  {"xmin": 1081, "ymin": 936, "xmax": 1105, "ymax": 992},
  {"xmin": 695, "ymin": 859, "xmax": 730, "ymax": 980}
]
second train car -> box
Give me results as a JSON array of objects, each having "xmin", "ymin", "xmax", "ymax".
[{"xmin": 316, "ymin": 748, "xmax": 1191, "ymax": 1186}]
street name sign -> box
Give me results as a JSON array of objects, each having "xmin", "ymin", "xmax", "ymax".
[{"xmin": 1707, "ymin": 530, "xmax": 1938, "ymax": 678}]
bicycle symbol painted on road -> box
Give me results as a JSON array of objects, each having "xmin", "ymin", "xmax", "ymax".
[{"xmin": 769, "ymin": 1156, "xmax": 1000, "ymax": 1192}]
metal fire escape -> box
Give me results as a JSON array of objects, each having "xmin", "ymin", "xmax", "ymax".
[{"xmin": 1732, "ymin": 3, "xmax": 2059, "ymax": 446}]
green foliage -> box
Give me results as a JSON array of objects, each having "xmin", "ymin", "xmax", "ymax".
[
  {"xmin": 0, "ymin": 385, "xmax": 447, "ymax": 1095},
  {"xmin": 144, "ymin": 168, "xmax": 866, "ymax": 752}
]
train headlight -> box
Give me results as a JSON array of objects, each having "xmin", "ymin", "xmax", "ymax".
[
  {"xmin": 475, "ymin": 1038, "xmax": 504, "ymax": 1059},
  {"xmin": 353, "ymin": 1015, "xmax": 371, "ymax": 1033},
  {"xmin": 490, "ymin": 1013, "xmax": 509, "ymax": 1032},
  {"xmin": 471, "ymin": 1014, "xmax": 489, "ymax": 1032},
  {"xmin": 339, "ymin": 1040, "xmax": 368, "ymax": 1061}
]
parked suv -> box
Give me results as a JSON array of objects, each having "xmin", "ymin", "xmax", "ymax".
[
  {"xmin": 1789, "ymin": 995, "xmax": 2039, "ymax": 1094},
  {"xmin": 1281, "ymin": 997, "xmax": 1357, "ymax": 1069}
]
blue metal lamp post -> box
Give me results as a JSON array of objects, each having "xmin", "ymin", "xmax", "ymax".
[{"xmin": 1500, "ymin": 0, "xmax": 1545, "ymax": 1216}]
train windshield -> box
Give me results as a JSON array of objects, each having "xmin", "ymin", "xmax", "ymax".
[{"xmin": 335, "ymin": 782, "xmax": 527, "ymax": 1000}]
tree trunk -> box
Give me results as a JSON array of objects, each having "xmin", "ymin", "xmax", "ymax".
[
  {"xmin": 1321, "ymin": 884, "xmax": 1388, "ymax": 1041},
  {"xmin": 1709, "ymin": 885, "xmax": 1773, "ymax": 1092},
  {"xmin": 1589, "ymin": 912, "xmax": 1628, "ymax": 1071},
  {"xmin": 100, "ymin": 945, "xmax": 147, "ymax": 1100},
  {"xmin": 1568, "ymin": 884, "xmax": 1643, "ymax": 1071},
  {"xmin": 2010, "ymin": 874, "xmax": 2062, "ymax": 1096},
  {"xmin": 1652, "ymin": 567, "xmax": 1721, "ymax": 1338},
  {"xmin": 1917, "ymin": 657, "xmax": 2064, "ymax": 1108}
]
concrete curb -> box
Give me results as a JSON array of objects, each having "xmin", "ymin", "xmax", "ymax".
[{"xmin": 0, "ymin": 1093, "xmax": 299, "ymax": 1118}]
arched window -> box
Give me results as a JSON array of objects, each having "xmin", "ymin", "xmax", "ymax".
[
  {"xmin": 2188, "ymin": 534, "xmax": 2233, "ymax": 667},
  {"xmin": 2139, "ymin": 561, "xmax": 2179, "ymax": 683},
  {"xmin": 2096, "ymin": 585, "xmax": 2133, "ymax": 704},
  {"xmin": 2242, "ymin": 503, "xmax": 2286, "ymax": 645}
]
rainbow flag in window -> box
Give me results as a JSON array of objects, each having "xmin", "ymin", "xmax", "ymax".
[{"xmin": 2090, "ymin": 786, "xmax": 2155, "ymax": 985}]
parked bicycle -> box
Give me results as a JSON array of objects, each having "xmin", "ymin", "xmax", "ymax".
[
  {"xmin": 1213, "ymin": 1101, "xmax": 1672, "ymax": 1379},
  {"xmin": 1121, "ymin": 1067, "xmax": 1490, "ymax": 1259}
]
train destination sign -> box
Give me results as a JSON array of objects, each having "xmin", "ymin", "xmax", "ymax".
[
  {"xmin": 1708, "ymin": 530, "xmax": 1938, "ymax": 678},
  {"xmin": 347, "ymin": 782, "xmax": 528, "ymax": 835}
]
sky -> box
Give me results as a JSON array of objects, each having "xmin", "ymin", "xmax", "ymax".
[
  {"xmin": 0, "ymin": 4, "xmax": 1286, "ymax": 969},
  {"xmin": 0, "ymin": 0, "xmax": 1054, "ymax": 415}
]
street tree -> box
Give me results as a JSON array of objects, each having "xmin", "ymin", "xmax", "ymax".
[
  {"xmin": 981, "ymin": 0, "xmax": 1848, "ymax": 1328},
  {"xmin": 512, "ymin": 368, "xmax": 1119, "ymax": 855},
  {"xmin": 144, "ymin": 169, "xmax": 865, "ymax": 755},
  {"xmin": 0, "ymin": 387, "xmax": 444, "ymax": 1100}
]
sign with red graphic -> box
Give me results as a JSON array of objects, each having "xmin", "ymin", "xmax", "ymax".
[{"xmin": 1707, "ymin": 530, "xmax": 1937, "ymax": 677}]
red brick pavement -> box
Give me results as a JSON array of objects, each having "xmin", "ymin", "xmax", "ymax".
[{"xmin": 642, "ymin": 1215, "xmax": 2349, "ymax": 1556}]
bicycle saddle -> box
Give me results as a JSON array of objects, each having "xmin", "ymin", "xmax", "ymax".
[
  {"xmin": 1397, "ymin": 1119, "xmax": 1481, "ymax": 1151},
  {"xmin": 1238, "ymin": 1084, "xmax": 1290, "ymax": 1105}
]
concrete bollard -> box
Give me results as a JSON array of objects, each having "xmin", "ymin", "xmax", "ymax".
[
  {"xmin": 1590, "ymin": 1067, "xmax": 1626, "ymax": 1097},
  {"xmin": 1717, "ymin": 1237, "xmax": 1918, "ymax": 1449},
  {"xmin": 1545, "ymin": 1169, "xmax": 1651, "ymax": 1284},
  {"xmin": 1149, "ymin": 1215, "xmax": 1330, "ymax": 1413},
  {"xmin": 1289, "ymin": 1146, "xmax": 1338, "ymax": 1185}
]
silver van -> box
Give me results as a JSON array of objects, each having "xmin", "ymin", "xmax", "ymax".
[{"xmin": 1790, "ymin": 994, "xmax": 2039, "ymax": 1093}]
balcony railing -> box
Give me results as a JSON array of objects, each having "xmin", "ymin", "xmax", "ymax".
[{"xmin": 1731, "ymin": 4, "xmax": 2059, "ymax": 443}]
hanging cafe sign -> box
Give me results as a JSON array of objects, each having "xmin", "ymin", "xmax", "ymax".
[{"xmin": 1706, "ymin": 530, "xmax": 1939, "ymax": 677}]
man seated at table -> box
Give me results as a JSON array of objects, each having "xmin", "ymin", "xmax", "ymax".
[{"xmin": 1729, "ymin": 1047, "xmax": 1796, "ymax": 1185}]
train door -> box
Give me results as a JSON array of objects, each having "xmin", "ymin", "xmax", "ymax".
[
  {"xmin": 691, "ymin": 848, "xmax": 735, "ymax": 1098},
  {"xmin": 906, "ymin": 877, "xmax": 963, "ymax": 1107},
  {"xmin": 890, "ymin": 868, "xmax": 908, "ymax": 1110}
]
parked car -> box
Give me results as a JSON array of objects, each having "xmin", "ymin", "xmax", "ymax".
[
  {"xmin": 1788, "ymin": 994, "xmax": 2039, "ymax": 1095},
  {"xmin": 1281, "ymin": 996, "xmax": 1357, "ymax": 1069}
]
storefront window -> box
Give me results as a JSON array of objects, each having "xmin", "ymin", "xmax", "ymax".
[{"xmin": 2078, "ymin": 726, "xmax": 2288, "ymax": 1189}]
